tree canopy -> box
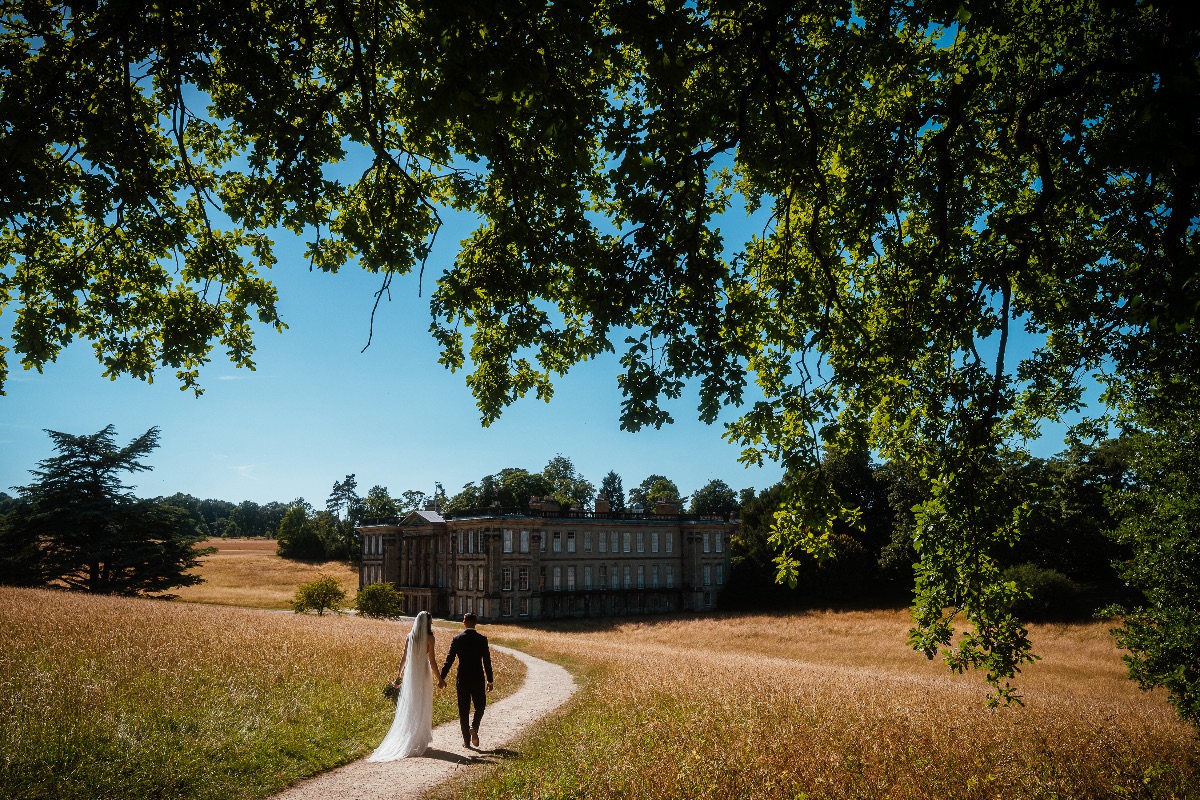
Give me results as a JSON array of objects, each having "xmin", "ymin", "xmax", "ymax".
[
  {"xmin": 4, "ymin": 1, "xmax": 1199, "ymax": 706},
  {"xmin": 0, "ymin": 426, "xmax": 211, "ymax": 595}
]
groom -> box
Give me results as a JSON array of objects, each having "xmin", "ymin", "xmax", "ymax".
[{"xmin": 438, "ymin": 612, "xmax": 493, "ymax": 748}]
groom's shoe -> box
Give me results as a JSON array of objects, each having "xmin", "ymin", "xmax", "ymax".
[{"xmin": 471, "ymin": 730, "xmax": 480, "ymax": 747}]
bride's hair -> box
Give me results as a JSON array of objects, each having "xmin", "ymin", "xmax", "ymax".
[{"xmin": 412, "ymin": 610, "xmax": 433, "ymax": 642}]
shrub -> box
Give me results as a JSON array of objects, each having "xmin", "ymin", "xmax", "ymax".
[
  {"xmin": 1003, "ymin": 563, "xmax": 1088, "ymax": 621},
  {"xmin": 354, "ymin": 582, "xmax": 403, "ymax": 619},
  {"xmin": 291, "ymin": 575, "xmax": 346, "ymax": 615}
]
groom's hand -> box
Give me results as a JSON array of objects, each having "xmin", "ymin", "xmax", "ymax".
[
  {"xmin": 486, "ymin": 682, "xmax": 493, "ymax": 692},
  {"xmin": 438, "ymin": 678, "xmax": 446, "ymax": 689}
]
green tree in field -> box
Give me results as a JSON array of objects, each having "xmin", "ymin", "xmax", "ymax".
[
  {"xmin": 355, "ymin": 581, "xmax": 404, "ymax": 619},
  {"xmin": 276, "ymin": 503, "xmax": 325, "ymax": 561},
  {"xmin": 4, "ymin": 1, "xmax": 1199, "ymax": 709},
  {"xmin": 291, "ymin": 575, "xmax": 347, "ymax": 616},
  {"xmin": 0, "ymin": 426, "xmax": 211, "ymax": 595},
  {"xmin": 1105, "ymin": 376, "xmax": 1200, "ymax": 728}
]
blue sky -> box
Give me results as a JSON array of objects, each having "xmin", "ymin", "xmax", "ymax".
[{"xmin": 1, "ymin": 209, "xmax": 793, "ymax": 507}]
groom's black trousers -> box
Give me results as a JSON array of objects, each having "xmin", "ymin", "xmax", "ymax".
[{"xmin": 457, "ymin": 680, "xmax": 486, "ymax": 741}]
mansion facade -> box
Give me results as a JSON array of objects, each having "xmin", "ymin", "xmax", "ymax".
[{"xmin": 357, "ymin": 498, "xmax": 738, "ymax": 622}]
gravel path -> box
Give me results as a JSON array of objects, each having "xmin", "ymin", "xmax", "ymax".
[{"xmin": 269, "ymin": 645, "xmax": 576, "ymax": 800}]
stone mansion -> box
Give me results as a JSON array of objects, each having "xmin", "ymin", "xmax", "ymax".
[{"xmin": 357, "ymin": 497, "xmax": 738, "ymax": 622}]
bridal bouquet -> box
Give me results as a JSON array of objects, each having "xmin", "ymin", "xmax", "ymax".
[{"xmin": 382, "ymin": 681, "xmax": 400, "ymax": 704}]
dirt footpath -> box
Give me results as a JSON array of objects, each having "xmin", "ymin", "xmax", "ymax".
[{"xmin": 269, "ymin": 645, "xmax": 576, "ymax": 800}]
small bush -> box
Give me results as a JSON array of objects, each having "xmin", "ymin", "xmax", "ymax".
[
  {"xmin": 1003, "ymin": 563, "xmax": 1089, "ymax": 620},
  {"xmin": 291, "ymin": 575, "xmax": 347, "ymax": 615},
  {"xmin": 354, "ymin": 582, "xmax": 403, "ymax": 619}
]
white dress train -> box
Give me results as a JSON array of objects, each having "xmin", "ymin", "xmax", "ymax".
[{"xmin": 368, "ymin": 630, "xmax": 434, "ymax": 760}]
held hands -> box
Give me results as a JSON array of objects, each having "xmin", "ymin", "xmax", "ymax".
[
  {"xmin": 438, "ymin": 678, "xmax": 446, "ymax": 689},
  {"xmin": 486, "ymin": 682, "xmax": 493, "ymax": 692}
]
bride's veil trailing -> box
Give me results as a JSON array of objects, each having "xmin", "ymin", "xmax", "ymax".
[{"xmin": 368, "ymin": 610, "xmax": 435, "ymax": 760}]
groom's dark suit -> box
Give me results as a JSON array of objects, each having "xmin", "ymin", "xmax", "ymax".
[{"xmin": 439, "ymin": 626, "xmax": 493, "ymax": 746}]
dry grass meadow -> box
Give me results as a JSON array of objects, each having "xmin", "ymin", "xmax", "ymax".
[
  {"xmin": 444, "ymin": 612, "xmax": 1200, "ymax": 800},
  {"xmin": 0, "ymin": 586, "xmax": 525, "ymax": 800},
  {"xmin": 6, "ymin": 537, "xmax": 1198, "ymax": 799},
  {"xmin": 172, "ymin": 538, "xmax": 359, "ymax": 608}
]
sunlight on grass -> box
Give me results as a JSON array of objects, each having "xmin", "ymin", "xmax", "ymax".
[
  {"xmin": 0, "ymin": 587, "xmax": 525, "ymax": 800},
  {"xmin": 172, "ymin": 538, "xmax": 358, "ymax": 609},
  {"xmin": 434, "ymin": 612, "xmax": 1199, "ymax": 800}
]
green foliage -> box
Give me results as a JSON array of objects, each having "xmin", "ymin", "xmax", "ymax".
[
  {"xmin": 599, "ymin": 471, "xmax": 626, "ymax": 512},
  {"xmin": 276, "ymin": 505, "xmax": 326, "ymax": 561},
  {"xmin": 1002, "ymin": 563, "xmax": 1089, "ymax": 621},
  {"xmin": 689, "ymin": 479, "xmax": 738, "ymax": 516},
  {"xmin": 1106, "ymin": 386, "xmax": 1200, "ymax": 729},
  {"xmin": 354, "ymin": 582, "xmax": 404, "ymax": 619},
  {"xmin": 629, "ymin": 475, "xmax": 682, "ymax": 511},
  {"xmin": 291, "ymin": 575, "xmax": 347, "ymax": 616},
  {"xmin": 542, "ymin": 455, "xmax": 595, "ymax": 509},
  {"xmin": 6, "ymin": 1, "xmax": 1198, "ymax": 701},
  {"xmin": 0, "ymin": 426, "xmax": 212, "ymax": 596},
  {"xmin": 362, "ymin": 485, "xmax": 401, "ymax": 521}
]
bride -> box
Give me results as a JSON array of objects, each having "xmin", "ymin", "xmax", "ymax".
[{"xmin": 369, "ymin": 610, "xmax": 439, "ymax": 760}]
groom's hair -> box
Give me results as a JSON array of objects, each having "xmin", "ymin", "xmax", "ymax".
[{"xmin": 463, "ymin": 612, "xmax": 477, "ymax": 625}]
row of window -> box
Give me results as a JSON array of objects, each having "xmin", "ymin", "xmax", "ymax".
[
  {"xmin": 500, "ymin": 528, "xmax": 726, "ymax": 556},
  {"xmin": 454, "ymin": 562, "xmax": 726, "ymax": 592}
]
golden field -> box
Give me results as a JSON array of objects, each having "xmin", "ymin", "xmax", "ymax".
[
  {"xmin": 455, "ymin": 612, "xmax": 1200, "ymax": 799},
  {"xmin": 0, "ymin": 586, "xmax": 525, "ymax": 800},
  {"xmin": 172, "ymin": 538, "xmax": 359, "ymax": 609}
]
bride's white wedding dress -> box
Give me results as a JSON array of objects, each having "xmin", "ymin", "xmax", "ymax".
[{"xmin": 368, "ymin": 614, "xmax": 434, "ymax": 760}]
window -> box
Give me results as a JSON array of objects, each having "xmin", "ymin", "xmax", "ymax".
[
  {"xmin": 457, "ymin": 596, "xmax": 464, "ymax": 616},
  {"xmin": 717, "ymin": 564, "xmax": 725, "ymax": 585},
  {"xmin": 552, "ymin": 566, "xmax": 562, "ymax": 591},
  {"xmin": 584, "ymin": 531, "xmax": 592, "ymax": 553},
  {"xmin": 623, "ymin": 565, "xmax": 632, "ymax": 589},
  {"xmin": 637, "ymin": 531, "xmax": 645, "ymax": 553},
  {"xmin": 539, "ymin": 567, "xmax": 546, "ymax": 590},
  {"xmin": 703, "ymin": 532, "xmax": 711, "ymax": 553},
  {"xmin": 501, "ymin": 598, "xmax": 513, "ymax": 616},
  {"xmin": 584, "ymin": 566, "xmax": 593, "ymax": 590},
  {"xmin": 519, "ymin": 597, "xmax": 529, "ymax": 616},
  {"xmin": 457, "ymin": 567, "xmax": 464, "ymax": 591},
  {"xmin": 518, "ymin": 566, "xmax": 530, "ymax": 591},
  {"xmin": 503, "ymin": 529, "xmax": 513, "ymax": 553},
  {"xmin": 715, "ymin": 534, "xmax": 724, "ymax": 554},
  {"xmin": 623, "ymin": 531, "xmax": 631, "ymax": 553},
  {"xmin": 567, "ymin": 566, "xmax": 576, "ymax": 592},
  {"xmin": 467, "ymin": 597, "xmax": 474, "ymax": 614},
  {"xmin": 637, "ymin": 565, "xmax": 645, "ymax": 589},
  {"xmin": 611, "ymin": 565, "xmax": 620, "ymax": 589},
  {"xmin": 520, "ymin": 529, "xmax": 530, "ymax": 553},
  {"xmin": 599, "ymin": 565, "xmax": 607, "ymax": 588},
  {"xmin": 540, "ymin": 531, "xmax": 547, "ymax": 552},
  {"xmin": 567, "ymin": 531, "xmax": 576, "ymax": 553},
  {"xmin": 610, "ymin": 531, "xmax": 619, "ymax": 553},
  {"xmin": 704, "ymin": 591, "xmax": 712, "ymax": 609},
  {"xmin": 651, "ymin": 531, "xmax": 660, "ymax": 553},
  {"xmin": 458, "ymin": 534, "xmax": 463, "ymax": 554},
  {"xmin": 467, "ymin": 567, "xmax": 474, "ymax": 591},
  {"xmin": 437, "ymin": 564, "xmax": 444, "ymax": 588},
  {"xmin": 652, "ymin": 564, "xmax": 660, "ymax": 589},
  {"xmin": 599, "ymin": 531, "xmax": 608, "ymax": 553},
  {"xmin": 502, "ymin": 567, "xmax": 512, "ymax": 591},
  {"xmin": 666, "ymin": 565, "xmax": 675, "ymax": 589},
  {"xmin": 704, "ymin": 565, "xmax": 712, "ymax": 586},
  {"xmin": 665, "ymin": 532, "xmax": 674, "ymax": 554},
  {"xmin": 553, "ymin": 531, "xmax": 562, "ymax": 553}
]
